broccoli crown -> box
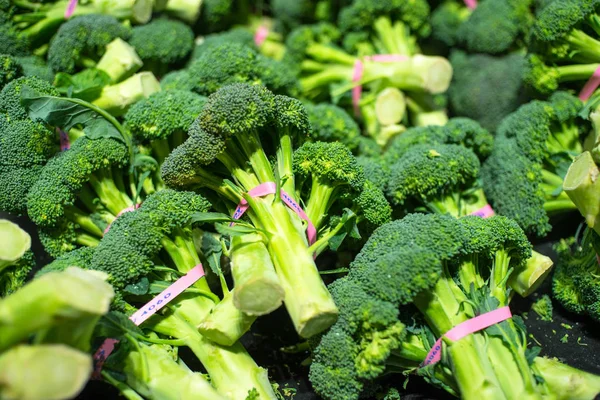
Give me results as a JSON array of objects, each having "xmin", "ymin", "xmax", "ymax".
[
  {"xmin": 481, "ymin": 137, "xmax": 551, "ymax": 236},
  {"xmin": 272, "ymin": 0, "xmax": 317, "ymax": 31},
  {"xmin": 36, "ymin": 246, "xmax": 95, "ymax": 277},
  {"xmin": 27, "ymin": 137, "xmax": 129, "ymax": 226},
  {"xmin": 356, "ymin": 156, "xmax": 389, "ymax": 192},
  {"xmin": 498, "ymin": 92, "xmax": 583, "ymax": 163},
  {"xmin": 129, "ymin": 18, "xmax": 194, "ymax": 66},
  {"xmin": 386, "ymin": 143, "xmax": 481, "ymax": 208},
  {"xmin": 188, "ymin": 43, "xmax": 297, "ymax": 96},
  {"xmin": 48, "ymin": 14, "xmax": 131, "ymax": 74},
  {"xmin": 125, "ymin": 90, "xmax": 207, "ymax": 142},
  {"xmin": 430, "ymin": 1, "xmax": 471, "ymax": 47},
  {"xmin": 14, "ymin": 56, "xmax": 54, "ymax": 83},
  {"xmin": 338, "ymin": 0, "xmax": 431, "ymax": 37},
  {"xmin": 0, "ymin": 76, "xmax": 59, "ymax": 121},
  {"xmin": 304, "ymin": 102, "xmax": 361, "ymax": 152},
  {"xmin": 448, "ymin": 50, "xmax": 528, "ymax": 132},
  {"xmin": 197, "ymin": 82, "xmax": 275, "ymax": 139},
  {"xmin": 552, "ymin": 229, "xmax": 600, "ymax": 321},
  {"xmin": 284, "ymin": 22, "xmax": 341, "ymax": 62},
  {"xmin": 293, "ymin": 141, "xmax": 365, "ymax": 192},
  {"xmin": 190, "ymin": 28, "xmax": 255, "ymax": 61},
  {"xmin": 0, "ymin": 23, "xmax": 29, "ymax": 57},
  {"xmin": 523, "ymin": 54, "xmax": 561, "ymax": 95},
  {"xmin": 0, "ymin": 166, "xmax": 42, "ymax": 214},
  {"xmin": 273, "ymin": 95, "xmax": 311, "ymax": 139},
  {"xmin": 457, "ymin": 0, "xmax": 534, "ymax": 54},
  {"xmin": 90, "ymin": 189, "xmax": 211, "ymax": 288},
  {"xmin": 160, "ymin": 70, "xmax": 194, "ymax": 91},
  {"xmin": 532, "ymin": 0, "xmax": 598, "ymax": 43},
  {"xmin": 0, "ymin": 117, "xmax": 58, "ymax": 168},
  {"xmin": 353, "ymin": 181, "xmax": 393, "ymax": 232},
  {"xmin": 37, "ymin": 221, "xmax": 85, "ymax": 258},
  {"xmin": 0, "ymin": 54, "xmax": 22, "ymax": 88},
  {"xmin": 0, "ymin": 250, "xmax": 34, "ymax": 296}
]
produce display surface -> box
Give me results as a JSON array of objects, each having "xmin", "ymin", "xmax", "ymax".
[{"xmin": 1, "ymin": 0, "xmax": 600, "ymax": 400}]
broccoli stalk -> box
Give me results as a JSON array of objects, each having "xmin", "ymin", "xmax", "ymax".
[
  {"xmin": 164, "ymin": 0, "xmax": 203, "ymax": 23},
  {"xmin": 533, "ymin": 357, "xmax": 600, "ymax": 400},
  {"xmin": 96, "ymin": 38, "xmax": 143, "ymax": 83},
  {"xmin": 92, "ymin": 72, "xmax": 160, "ymax": 116},
  {"xmin": 0, "ymin": 220, "xmax": 35, "ymax": 297},
  {"xmin": 564, "ymin": 151, "xmax": 600, "ymax": 235}
]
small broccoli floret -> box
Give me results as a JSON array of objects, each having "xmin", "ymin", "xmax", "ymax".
[
  {"xmin": 14, "ymin": 56, "xmax": 54, "ymax": 83},
  {"xmin": 160, "ymin": 69, "xmax": 195, "ymax": 91},
  {"xmin": 48, "ymin": 15, "xmax": 131, "ymax": 74},
  {"xmin": 449, "ymin": 50, "xmax": 528, "ymax": 132},
  {"xmin": 129, "ymin": 18, "xmax": 194, "ymax": 76},
  {"xmin": 197, "ymin": 0, "xmax": 249, "ymax": 33},
  {"xmin": 0, "ymin": 76, "xmax": 59, "ymax": 120},
  {"xmin": 522, "ymin": 54, "xmax": 600, "ymax": 95},
  {"xmin": 356, "ymin": 156, "xmax": 389, "ymax": 193},
  {"xmin": 431, "ymin": 1, "xmax": 472, "ymax": 47},
  {"xmin": 0, "ymin": 22, "xmax": 29, "ymax": 56},
  {"xmin": 0, "ymin": 54, "xmax": 22, "ymax": 88},
  {"xmin": 553, "ymin": 228, "xmax": 600, "ymax": 322},
  {"xmin": 457, "ymin": 0, "xmax": 534, "ymax": 54},
  {"xmin": 187, "ymin": 42, "xmax": 298, "ymax": 96},
  {"xmin": 190, "ymin": 28, "xmax": 256, "ymax": 61},
  {"xmin": 531, "ymin": 294, "xmax": 554, "ymax": 322},
  {"xmin": 387, "ymin": 143, "xmax": 488, "ymax": 217},
  {"xmin": 304, "ymin": 102, "xmax": 361, "ymax": 152}
]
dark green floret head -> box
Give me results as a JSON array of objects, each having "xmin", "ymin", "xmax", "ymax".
[
  {"xmin": 305, "ymin": 103, "xmax": 361, "ymax": 152},
  {"xmin": 273, "ymin": 95, "xmax": 311, "ymax": 138},
  {"xmin": 129, "ymin": 18, "xmax": 195, "ymax": 67},
  {"xmin": 36, "ymin": 246, "xmax": 95, "ymax": 277},
  {"xmin": 0, "ymin": 54, "xmax": 22, "ymax": 88},
  {"xmin": 140, "ymin": 189, "xmax": 211, "ymax": 227},
  {"xmin": 0, "ymin": 166, "xmax": 42, "ymax": 214},
  {"xmin": 0, "ymin": 76, "xmax": 60, "ymax": 120},
  {"xmin": 0, "ymin": 118, "xmax": 57, "ymax": 167}
]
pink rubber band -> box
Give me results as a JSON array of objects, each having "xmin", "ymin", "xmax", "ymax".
[
  {"xmin": 58, "ymin": 128, "xmax": 70, "ymax": 151},
  {"xmin": 422, "ymin": 306, "xmax": 512, "ymax": 366},
  {"xmin": 103, "ymin": 204, "xmax": 141, "ymax": 234},
  {"xmin": 64, "ymin": 0, "xmax": 78, "ymax": 18},
  {"xmin": 469, "ymin": 204, "xmax": 495, "ymax": 218},
  {"xmin": 352, "ymin": 55, "xmax": 408, "ymax": 116},
  {"xmin": 464, "ymin": 0, "xmax": 477, "ymax": 9},
  {"xmin": 254, "ymin": 26, "xmax": 269, "ymax": 47},
  {"xmin": 231, "ymin": 182, "xmax": 317, "ymax": 246},
  {"xmin": 579, "ymin": 66, "xmax": 600, "ymax": 101},
  {"xmin": 92, "ymin": 264, "xmax": 205, "ymax": 378}
]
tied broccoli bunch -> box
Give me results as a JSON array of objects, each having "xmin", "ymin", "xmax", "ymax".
[
  {"xmin": 309, "ymin": 213, "xmax": 600, "ymax": 400},
  {"xmin": 525, "ymin": 0, "xmax": 600, "ymax": 95},
  {"xmin": 161, "ymin": 82, "xmax": 391, "ymax": 338}
]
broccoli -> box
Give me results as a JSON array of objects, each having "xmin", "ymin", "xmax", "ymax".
[
  {"xmin": 310, "ymin": 213, "xmax": 600, "ymax": 400},
  {"xmin": 186, "ymin": 42, "xmax": 298, "ymax": 96},
  {"xmin": 0, "ymin": 220, "xmax": 34, "ymax": 297},
  {"xmin": 356, "ymin": 155, "xmax": 389, "ymax": 192},
  {"xmin": 386, "ymin": 143, "xmax": 489, "ymax": 217},
  {"xmin": 482, "ymin": 94, "xmax": 583, "ymax": 236},
  {"xmin": 0, "ymin": 21, "xmax": 29, "ymax": 57},
  {"xmin": 190, "ymin": 27, "xmax": 256, "ymax": 61},
  {"xmin": 41, "ymin": 189, "xmax": 279, "ymax": 399},
  {"xmin": 430, "ymin": 0, "xmax": 472, "ymax": 47},
  {"xmin": 304, "ymin": 102, "xmax": 361, "ymax": 153},
  {"xmin": 564, "ymin": 152, "xmax": 600, "ymax": 235},
  {"xmin": 14, "ymin": 56, "xmax": 54, "ymax": 83},
  {"xmin": 524, "ymin": 54, "xmax": 600, "ymax": 96},
  {"xmin": 161, "ymin": 84, "xmax": 343, "ymax": 338},
  {"xmin": 129, "ymin": 18, "xmax": 194, "ymax": 77},
  {"xmin": 0, "ymin": 54, "xmax": 22, "ymax": 89},
  {"xmin": 449, "ymin": 50, "xmax": 529, "ymax": 132},
  {"xmin": 47, "ymin": 15, "xmax": 131, "ymax": 74},
  {"xmin": 124, "ymin": 89, "xmax": 207, "ymax": 193},
  {"xmin": 552, "ymin": 227, "xmax": 600, "ymax": 322},
  {"xmin": 0, "ymin": 75, "xmax": 59, "ymax": 121},
  {"xmin": 531, "ymin": 294, "xmax": 554, "ymax": 322},
  {"xmin": 26, "ymin": 136, "xmax": 134, "ymax": 256},
  {"xmin": 337, "ymin": 0, "xmax": 431, "ymax": 55},
  {"xmin": 196, "ymin": 0, "xmax": 250, "ymax": 33}
]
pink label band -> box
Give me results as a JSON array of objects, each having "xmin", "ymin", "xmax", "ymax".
[
  {"xmin": 103, "ymin": 204, "xmax": 141, "ymax": 234},
  {"xmin": 92, "ymin": 264, "xmax": 206, "ymax": 378},
  {"xmin": 64, "ymin": 0, "xmax": 78, "ymax": 18},
  {"xmin": 58, "ymin": 128, "xmax": 70, "ymax": 151},
  {"xmin": 254, "ymin": 26, "xmax": 269, "ymax": 47},
  {"xmin": 464, "ymin": 0, "xmax": 477, "ymax": 9},
  {"xmin": 231, "ymin": 182, "xmax": 317, "ymax": 246},
  {"xmin": 579, "ymin": 66, "xmax": 600, "ymax": 101},
  {"xmin": 469, "ymin": 204, "xmax": 495, "ymax": 218},
  {"xmin": 352, "ymin": 55, "xmax": 408, "ymax": 116},
  {"xmin": 422, "ymin": 306, "xmax": 512, "ymax": 366}
]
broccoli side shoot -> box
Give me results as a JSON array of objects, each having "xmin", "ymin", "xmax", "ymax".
[
  {"xmin": 304, "ymin": 102, "xmax": 361, "ymax": 153},
  {"xmin": 531, "ymin": 294, "xmax": 554, "ymax": 322},
  {"xmin": 0, "ymin": 54, "xmax": 22, "ymax": 89}
]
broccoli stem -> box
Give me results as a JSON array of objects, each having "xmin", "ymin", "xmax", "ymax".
[
  {"xmin": 373, "ymin": 17, "xmax": 413, "ymax": 55},
  {"xmin": 533, "ymin": 356, "xmax": 600, "ymax": 399},
  {"xmin": 88, "ymin": 168, "xmax": 133, "ymax": 216},
  {"xmin": 229, "ymin": 233, "xmax": 284, "ymax": 316},
  {"xmin": 305, "ymin": 179, "xmax": 337, "ymax": 230},
  {"xmin": 277, "ymin": 128, "xmax": 296, "ymax": 196},
  {"xmin": 235, "ymin": 131, "xmax": 276, "ymax": 184},
  {"xmin": 92, "ymin": 72, "xmax": 161, "ymax": 117},
  {"xmin": 75, "ymin": 233, "xmax": 101, "ymax": 247},
  {"xmin": 164, "ymin": 0, "xmax": 202, "ymax": 23},
  {"xmin": 300, "ymin": 66, "xmax": 355, "ymax": 94},
  {"xmin": 508, "ymin": 251, "xmax": 554, "ymax": 297},
  {"xmin": 565, "ymin": 29, "xmax": 600, "ymax": 63},
  {"xmin": 564, "ymin": 151, "xmax": 600, "ymax": 235}
]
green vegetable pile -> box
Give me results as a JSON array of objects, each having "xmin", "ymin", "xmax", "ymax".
[{"xmin": 0, "ymin": 0, "xmax": 599, "ymax": 399}]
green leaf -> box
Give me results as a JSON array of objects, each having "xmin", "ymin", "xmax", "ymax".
[
  {"xmin": 20, "ymin": 85, "xmax": 126, "ymax": 144},
  {"xmin": 54, "ymin": 69, "xmax": 111, "ymax": 102},
  {"xmin": 189, "ymin": 211, "xmax": 236, "ymax": 225},
  {"xmin": 525, "ymin": 346, "xmax": 541, "ymax": 365},
  {"xmin": 95, "ymin": 311, "xmax": 143, "ymax": 340},
  {"xmin": 123, "ymin": 277, "xmax": 150, "ymax": 296},
  {"xmin": 201, "ymin": 232, "xmax": 223, "ymax": 275},
  {"xmin": 215, "ymin": 223, "xmax": 259, "ymax": 237}
]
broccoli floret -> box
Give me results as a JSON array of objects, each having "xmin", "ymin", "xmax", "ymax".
[
  {"xmin": 14, "ymin": 56, "xmax": 54, "ymax": 83},
  {"xmin": 356, "ymin": 156, "xmax": 389, "ymax": 192},
  {"xmin": 449, "ymin": 50, "xmax": 528, "ymax": 132},
  {"xmin": 304, "ymin": 102, "xmax": 361, "ymax": 152},
  {"xmin": 47, "ymin": 15, "xmax": 131, "ymax": 74},
  {"xmin": 387, "ymin": 143, "xmax": 488, "ymax": 217},
  {"xmin": 197, "ymin": 0, "xmax": 250, "ymax": 33},
  {"xmin": 553, "ymin": 228, "xmax": 600, "ymax": 322},
  {"xmin": 187, "ymin": 42, "xmax": 298, "ymax": 96},
  {"xmin": 129, "ymin": 18, "xmax": 194, "ymax": 77},
  {"xmin": 457, "ymin": 0, "xmax": 535, "ymax": 54},
  {"xmin": 190, "ymin": 28, "xmax": 256, "ymax": 61},
  {"xmin": 523, "ymin": 54, "xmax": 600, "ymax": 96},
  {"xmin": 0, "ymin": 22, "xmax": 29, "ymax": 56},
  {"xmin": 0, "ymin": 76, "xmax": 59, "ymax": 121},
  {"xmin": 482, "ymin": 95, "xmax": 583, "ymax": 236},
  {"xmin": 0, "ymin": 54, "xmax": 22, "ymax": 89},
  {"xmin": 162, "ymin": 83, "xmax": 340, "ymax": 338},
  {"xmin": 531, "ymin": 294, "xmax": 554, "ymax": 322},
  {"xmin": 431, "ymin": 1, "xmax": 472, "ymax": 47}
]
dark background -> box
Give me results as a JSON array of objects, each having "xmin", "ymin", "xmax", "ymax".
[{"xmin": 3, "ymin": 212, "xmax": 599, "ymax": 400}]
